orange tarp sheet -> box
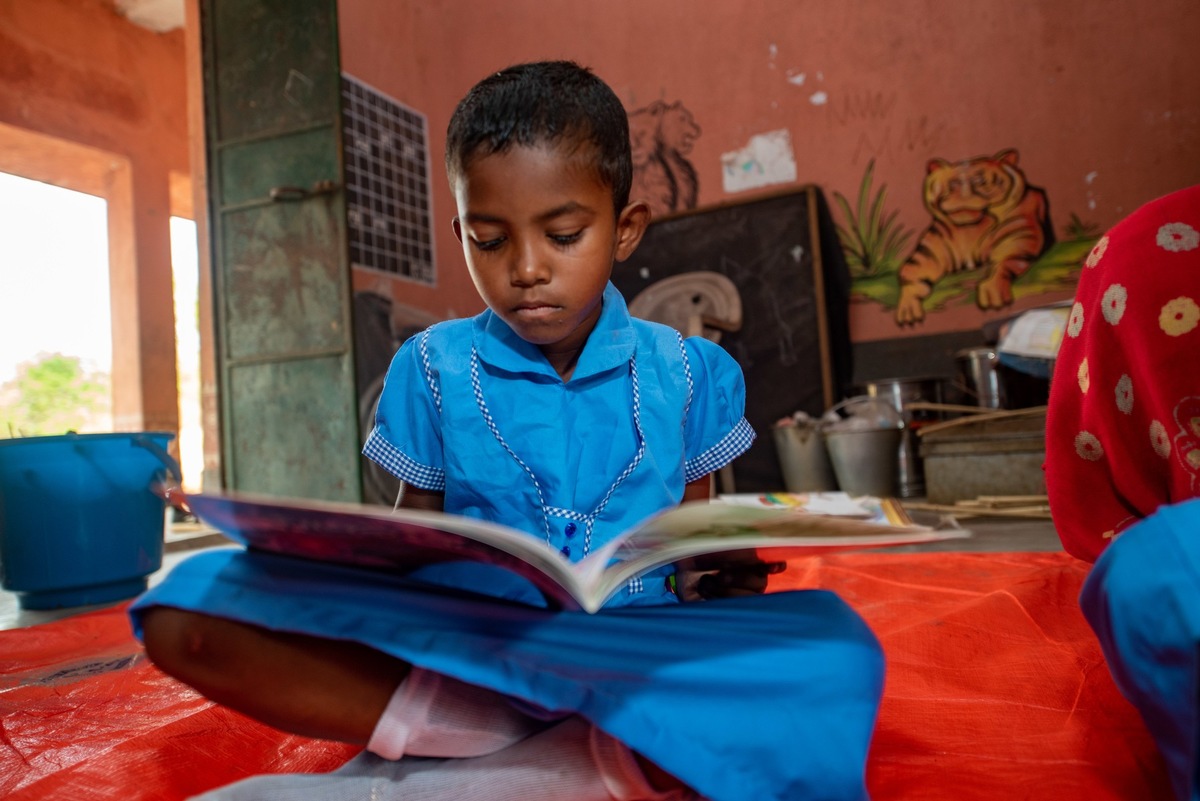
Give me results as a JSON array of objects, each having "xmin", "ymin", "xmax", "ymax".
[{"xmin": 0, "ymin": 552, "xmax": 1171, "ymax": 800}]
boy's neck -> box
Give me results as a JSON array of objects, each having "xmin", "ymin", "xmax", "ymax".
[
  {"xmin": 541, "ymin": 343, "xmax": 585, "ymax": 382},
  {"xmin": 535, "ymin": 293, "xmax": 606, "ymax": 382}
]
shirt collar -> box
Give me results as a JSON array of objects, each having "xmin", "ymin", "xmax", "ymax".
[{"xmin": 473, "ymin": 282, "xmax": 636, "ymax": 380}]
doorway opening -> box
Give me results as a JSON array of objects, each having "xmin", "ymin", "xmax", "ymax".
[
  {"xmin": 0, "ymin": 123, "xmax": 203, "ymax": 491},
  {"xmin": 0, "ymin": 172, "xmax": 112, "ymax": 436}
]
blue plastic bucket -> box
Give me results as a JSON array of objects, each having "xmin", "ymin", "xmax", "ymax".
[{"xmin": 0, "ymin": 432, "xmax": 180, "ymax": 610}]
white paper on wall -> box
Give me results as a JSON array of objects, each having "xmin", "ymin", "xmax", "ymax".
[{"xmin": 721, "ymin": 129, "xmax": 798, "ymax": 194}]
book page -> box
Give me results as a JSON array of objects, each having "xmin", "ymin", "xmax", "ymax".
[
  {"xmin": 717, "ymin": 492, "xmax": 876, "ymax": 518},
  {"xmin": 613, "ymin": 500, "xmax": 948, "ymax": 554},
  {"xmin": 997, "ymin": 306, "xmax": 1070, "ymax": 359},
  {"xmin": 183, "ymin": 491, "xmax": 596, "ymax": 611},
  {"xmin": 717, "ymin": 492, "xmax": 918, "ymax": 526},
  {"xmin": 583, "ymin": 501, "xmax": 968, "ymax": 607},
  {"xmin": 181, "ymin": 491, "xmax": 966, "ymax": 615}
]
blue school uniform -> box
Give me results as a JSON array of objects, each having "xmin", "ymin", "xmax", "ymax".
[
  {"xmin": 131, "ymin": 284, "xmax": 885, "ymax": 801},
  {"xmin": 362, "ymin": 282, "xmax": 754, "ymax": 607}
]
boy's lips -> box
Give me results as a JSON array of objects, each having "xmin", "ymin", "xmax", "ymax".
[{"xmin": 512, "ymin": 300, "xmax": 561, "ymax": 318}]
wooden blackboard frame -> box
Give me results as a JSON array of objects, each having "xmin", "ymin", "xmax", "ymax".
[{"xmin": 612, "ymin": 185, "xmax": 835, "ymax": 492}]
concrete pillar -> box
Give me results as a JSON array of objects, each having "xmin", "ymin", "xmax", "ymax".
[{"xmin": 106, "ymin": 159, "xmax": 180, "ymax": 436}]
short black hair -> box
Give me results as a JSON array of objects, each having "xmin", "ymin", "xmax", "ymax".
[{"xmin": 445, "ymin": 60, "xmax": 632, "ymax": 214}]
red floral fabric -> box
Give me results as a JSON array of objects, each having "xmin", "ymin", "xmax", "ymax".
[{"xmin": 1046, "ymin": 184, "xmax": 1200, "ymax": 562}]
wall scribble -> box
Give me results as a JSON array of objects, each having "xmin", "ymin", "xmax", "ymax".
[{"xmin": 629, "ymin": 100, "xmax": 701, "ymax": 218}]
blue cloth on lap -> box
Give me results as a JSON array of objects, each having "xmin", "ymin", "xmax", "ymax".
[
  {"xmin": 131, "ymin": 549, "xmax": 884, "ymax": 801},
  {"xmin": 1080, "ymin": 497, "xmax": 1200, "ymax": 801}
]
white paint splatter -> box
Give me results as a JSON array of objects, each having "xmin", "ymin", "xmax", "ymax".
[
  {"xmin": 786, "ymin": 71, "xmax": 806, "ymax": 86},
  {"xmin": 809, "ymin": 91, "xmax": 828, "ymax": 106},
  {"xmin": 721, "ymin": 129, "xmax": 798, "ymax": 194},
  {"xmin": 639, "ymin": 267, "xmax": 650, "ymax": 280},
  {"xmin": 790, "ymin": 245, "xmax": 805, "ymax": 262},
  {"xmin": 283, "ymin": 69, "xmax": 314, "ymax": 106},
  {"xmin": 769, "ymin": 43, "xmax": 777, "ymax": 59},
  {"xmin": 1085, "ymin": 171, "xmax": 1099, "ymax": 184},
  {"xmin": 817, "ymin": 71, "xmax": 824, "ymax": 80}
]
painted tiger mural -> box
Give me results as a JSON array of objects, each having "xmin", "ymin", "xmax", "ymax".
[{"xmin": 895, "ymin": 149, "xmax": 1054, "ymax": 324}]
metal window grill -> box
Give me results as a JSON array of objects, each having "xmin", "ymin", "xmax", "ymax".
[{"xmin": 340, "ymin": 74, "xmax": 435, "ymax": 285}]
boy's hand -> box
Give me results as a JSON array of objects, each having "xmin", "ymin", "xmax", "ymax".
[{"xmin": 674, "ymin": 551, "xmax": 786, "ymax": 601}]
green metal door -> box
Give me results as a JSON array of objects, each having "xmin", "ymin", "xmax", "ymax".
[{"xmin": 202, "ymin": 0, "xmax": 361, "ymax": 501}]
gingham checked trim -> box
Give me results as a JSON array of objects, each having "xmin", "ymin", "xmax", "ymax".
[
  {"xmin": 362, "ymin": 429, "xmax": 446, "ymax": 490},
  {"xmin": 418, "ymin": 329, "xmax": 442, "ymax": 415},
  {"xmin": 469, "ymin": 347, "xmax": 645, "ymax": 558},
  {"xmin": 676, "ymin": 332, "xmax": 694, "ymax": 421},
  {"xmin": 684, "ymin": 417, "xmax": 756, "ymax": 483}
]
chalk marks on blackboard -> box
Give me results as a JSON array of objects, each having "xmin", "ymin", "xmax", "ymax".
[
  {"xmin": 614, "ymin": 187, "xmax": 833, "ymax": 492},
  {"xmin": 717, "ymin": 249, "xmax": 806, "ymax": 368}
]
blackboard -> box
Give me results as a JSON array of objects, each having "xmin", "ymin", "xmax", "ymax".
[{"xmin": 613, "ymin": 185, "xmax": 844, "ymax": 493}]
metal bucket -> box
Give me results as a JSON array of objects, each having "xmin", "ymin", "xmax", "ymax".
[
  {"xmin": 773, "ymin": 424, "xmax": 837, "ymax": 492},
  {"xmin": 824, "ymin": 425, "xmax": 904, "ymax": 498},
  {"xmin": 863, "ymin": 377, "xmax": 944, "ymax": 498}
]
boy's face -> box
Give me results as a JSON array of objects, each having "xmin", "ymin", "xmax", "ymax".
[{"xmin": 452, "ymin": 143, "xmax": 648, "ymax": 360}]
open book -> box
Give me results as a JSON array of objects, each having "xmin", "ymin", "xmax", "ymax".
[{"xmin": 178, "ymin": 490, "xmax": 967, "ymax": 613}]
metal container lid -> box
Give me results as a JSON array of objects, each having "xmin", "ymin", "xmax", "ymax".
[{"xmin": 919, "ymin": 412, "xmax": 1046, "ymax": 456}]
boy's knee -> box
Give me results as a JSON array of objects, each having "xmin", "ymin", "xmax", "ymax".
[{"xmin": 140, "ymin": 607, "xmax": 224, "ymax": 682}]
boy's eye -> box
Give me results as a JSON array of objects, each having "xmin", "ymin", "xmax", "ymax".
[
  {"xmin": 549, "ymin": 231, "xmax": 583, "ymax": 246},
  {"xmin": 472, "ymin": 236, "xmax": 505, "ymax": 252}
]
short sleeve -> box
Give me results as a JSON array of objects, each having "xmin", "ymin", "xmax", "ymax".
[
  {"xmin": 361, "ymin": 329, "xmax": 446, "ymax": 490},
  {"xmin": 681, "ymin": 337, "xmax": 756, "ymax": 482}
]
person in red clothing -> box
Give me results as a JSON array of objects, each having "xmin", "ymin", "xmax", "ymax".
[
  {"xmin": 1045, "ymin": 183, "xmax": 1200, "ymax": 801},
  {"xmin": 1046, "ymin": 183, "xmax": 1200, "ymax": 561}
]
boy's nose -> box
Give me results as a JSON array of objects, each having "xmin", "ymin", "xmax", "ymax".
[{"xmin": 511, "ymin": 242, "xmax": 550, "ymax": 286}]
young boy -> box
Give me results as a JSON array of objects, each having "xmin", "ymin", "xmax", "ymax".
[
  {"xmin": 134, "ymin": 61, "xmax": 884, "ymax": 801},
  {"xmin": 364, "ymin": 59, "xmax": 756, "ymax": 608}
]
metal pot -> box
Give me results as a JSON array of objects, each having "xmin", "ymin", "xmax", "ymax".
[
  {"xmin": 861, "ymin": 378, "xmax": 944, "ymax": 498},
  {"xmin": 954, "ymin": 348, "xmax": 1004, "ymax": 409}
]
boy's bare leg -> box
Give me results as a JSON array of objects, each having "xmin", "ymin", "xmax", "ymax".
[
  {"xmin": 143, "ymin": 608, "xmax": 690, "ymax": 793},
  {"xmin": 140, "ymin": 607, "xmax": 407, "ymax": 744}
]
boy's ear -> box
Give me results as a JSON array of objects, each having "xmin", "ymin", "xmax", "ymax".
[
  {"xmin": 451, "ymin": 216, "xmax": 464, "ymax": 243},
  {"xmin": 614, "ymin": 200, "xmax": 651, "ymax": 262}
]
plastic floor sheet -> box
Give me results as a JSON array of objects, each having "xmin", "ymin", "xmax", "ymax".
[{"xmin": 0, "ymin": 551, "xmax": 1171, "ymax": 800}]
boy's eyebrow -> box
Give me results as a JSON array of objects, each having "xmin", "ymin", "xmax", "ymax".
[
  {"xmin": 463, "ymin": 201, "xmax": 592, "ymax": 226},
  {"xmin": 534, "ymin": 201, "xmax": 591, "ymax": 222}
]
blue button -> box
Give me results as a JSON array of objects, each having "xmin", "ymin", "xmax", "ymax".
[
  {"xmin": 560, "ymin": 545, "xmax": 571, "ymax": 558},
  {"xmin": 564, "ymin": 522, "xmax": 577, "ymax": 538}
]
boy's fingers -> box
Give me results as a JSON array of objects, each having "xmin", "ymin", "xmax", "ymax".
[
  {"xmin": 695, "ymin": 561, "xmax": 785, "ymax": 598},
  {"xmin": 686, "ymin": 550, "xmax": 783, "ymax": 572}
]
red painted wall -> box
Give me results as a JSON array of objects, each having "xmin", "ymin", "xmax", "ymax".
[
  {"xmin": 339, "ymin": 0, "xmax": 1200, "ymax": 342},
  {"xmin": 0, "ymin": 0, "xmax": 189, "ymax": 434},
  {"xmin": 0, "ymin": 0, "xmax": 188, "ymax": 182}
]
